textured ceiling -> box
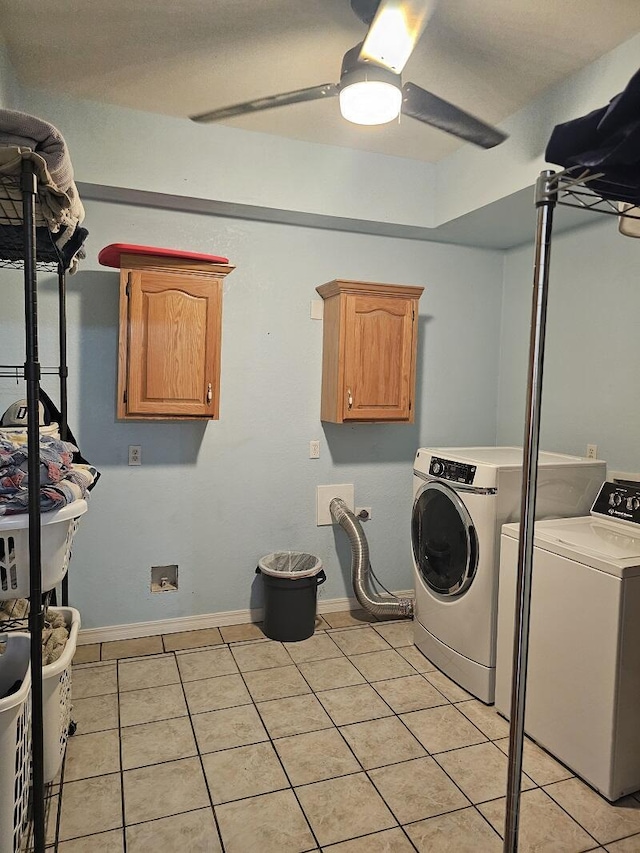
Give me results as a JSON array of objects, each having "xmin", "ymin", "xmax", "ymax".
[{"xmin": 2, "ymin": 0, "xmax": 640, "ymax": 162}]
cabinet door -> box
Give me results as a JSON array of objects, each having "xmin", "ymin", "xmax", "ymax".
[
  {"xmin": 126, "ymin": 269, "xmax": 221, "ymax": 417},
  {"xmin": 343, "ymin": 294, "xmax": 416, "ymax": 421}
]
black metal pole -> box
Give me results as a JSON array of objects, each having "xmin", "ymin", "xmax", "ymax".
[
  {"xmin": 503, "ymin": 171, "xmax": 557, "ymax": 852},
  {"xmin": 58, "ymin": 263, "xmax": 69, "ymax": 606},
  {"xmin": 22, "ymin": 159, "xmax": 46, "ymax": 853}
]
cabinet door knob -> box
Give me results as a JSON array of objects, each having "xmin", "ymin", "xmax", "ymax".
[
  {"xmin": 206, "ymin": 383, "xmax": 213, "ymax": 404},
  {"xmin": 347, "ymin": 388, "xmax": 353, "ymax": 410}
]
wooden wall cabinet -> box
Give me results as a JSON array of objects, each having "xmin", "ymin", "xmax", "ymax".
[
  {"xmin": 316, "ymin": 279, "xmax": 424, "ymax": 423},
  {"xmin": 117, "ymin": 254, "xmax": 235, "ymax": 420}
]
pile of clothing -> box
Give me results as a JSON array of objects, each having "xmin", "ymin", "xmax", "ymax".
[
  {"xmin": 0, "ymin": 430, "xmax": 96, "ymax": 515},
  {"xmin": 546, "ymin": 66, "xmax": 640, "ymax": 207},
  {"xmin": 0, "ymin": 600, "xmax": 69, "ymax": 667},
  {"xmin": 0, "ymin": 109, "xmax": 88, "ymax": 272}
]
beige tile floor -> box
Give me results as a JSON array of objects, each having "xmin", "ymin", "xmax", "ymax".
[{"xmin": 30, "ymin": 613, "xmax": 640, "ymax": 852}]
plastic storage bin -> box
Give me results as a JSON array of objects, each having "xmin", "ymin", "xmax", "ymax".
[
  {"xmin": 0, "ymin": 632, "xmax": 31, "ymax": 853},
  {"xmin": 256, "ymin": 552, "xmax": 325, "ymax": 642},
  {"xmin": 42, "ymin": 606, "xmax": 80, "ymax": 783},
  {"xmin": 0, "ymin": 499, "xmax": 87, "ymax": 599}
]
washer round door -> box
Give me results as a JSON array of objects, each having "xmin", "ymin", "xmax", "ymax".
[{"xmin": 412, "ymin": 481, "xmax": 478, "ymax": 595}]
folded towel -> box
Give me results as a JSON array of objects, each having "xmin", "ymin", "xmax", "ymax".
[
  {"xmin": 0, "ymin": 110, "xmax": 74, "ymax": 192},
  {"xmin": 0, "ymin": 110, "xmax": 86, "ymax": 271},
  {"xmin": 0, "ymin": 144, "xmax": 85, "ymax": 231}
]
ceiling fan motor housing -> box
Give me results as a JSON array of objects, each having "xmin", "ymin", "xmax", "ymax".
[
  {"xmin": 350, "ymin": 0, "xmax": 382, "ymax": 26},
  {"xmin": 340, "ymin": 43, "xmax": 401, "ymax": 89}
]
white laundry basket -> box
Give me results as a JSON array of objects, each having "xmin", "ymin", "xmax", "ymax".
[
  {"xmin": 0, "ymin": 632, "xmax": 31, "ymax": 853},
  {"xmin": 0, "ymin": 499, "xmax": 87, "ymax": 599},
  {"xmin": 42, "ymin": 606, "xmax": 80, "ymax": 783}
]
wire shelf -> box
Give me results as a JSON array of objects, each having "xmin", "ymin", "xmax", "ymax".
[
  {"xmin": 0, "ymin": 174, "xmax": 63, "ymax": 271},
  {"xmin": 0, "ymin": 593, "xmax": 54, "ymax": 633},
  {"xmin": 543, "ymin": 168, "xmax": 640, "ymax": 220},
  {"xmin": 0, "ymin": 368, "xmax": 65, "ymax": 378}
]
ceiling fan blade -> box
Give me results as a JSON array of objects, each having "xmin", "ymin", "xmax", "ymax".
[
  {"xmin": 359, "ymin": 0, "xmax": 437, "ymax": 74},
  {"xmin": 190, "ymin": 84, "xmax": 339, "ymax": 123},
  {"xmin": 401, "ymin": 82, "xmax": 508, "ymax": 149}
]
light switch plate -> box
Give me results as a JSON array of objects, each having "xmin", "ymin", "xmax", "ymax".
[
  {"xmin": 310, "ymin": 300, "xmax": 324, "ymax": 320},
  {"xmin": 317, "ymin": 484, "xmax": 354, "ymax": 526}
]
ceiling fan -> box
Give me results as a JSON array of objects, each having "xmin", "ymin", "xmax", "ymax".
[{"xmin": 190, "ymin": 0, "xmax": 507, "ymax": 149}]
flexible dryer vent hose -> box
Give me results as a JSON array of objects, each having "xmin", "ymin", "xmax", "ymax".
[{"xmin": 329, "ymin": 498, "xmax": 414, "ymax": 619}]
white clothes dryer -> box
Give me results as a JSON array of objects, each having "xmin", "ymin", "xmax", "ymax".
[
  {"xmin": 411, "ymin": 447, "xmax": 605, "ymax": 704},
  {"xmin": 495, "ymin": 480, "xmax": 640, "ymax": 800}
]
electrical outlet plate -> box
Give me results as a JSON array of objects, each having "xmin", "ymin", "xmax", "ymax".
[
  {"xmin": 586, "ymin": 444, "xmax": 598, "ymax": 459},
  {"xmin": 317, "ymin": 484, "xmax": 354, "ymax": 526},
  {"xmin": 309, "ymin": 440, "xmax": 320, "ymax": 459},
  {"xmin": 128, "ymin": 445, "xmax": 142, "ymax": 466}
]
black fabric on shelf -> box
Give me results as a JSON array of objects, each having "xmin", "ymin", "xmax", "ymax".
[
  {"xmin": 545, "ymin": 66, "xmax": 640, "ymax": 203},
  {"xmin": 0, "ymin": 223, "xmax": 60, "ymax": 264},
  {"xmin": 39, "ymin": 387, "xmax": 101, "ymax": 491}
]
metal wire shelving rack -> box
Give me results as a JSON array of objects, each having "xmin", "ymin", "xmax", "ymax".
[
  {"xmin": 0, "ymin": 159, "xmax": 74, "ymax": 853},
  {"xmin": 503, "ymin": 167, "xmax": 640, "ymax": 853}
]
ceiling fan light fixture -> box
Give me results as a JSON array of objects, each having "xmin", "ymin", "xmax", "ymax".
[{"xmin": 339, "ymin": 79, "xmax": 402, "ymax": 125}]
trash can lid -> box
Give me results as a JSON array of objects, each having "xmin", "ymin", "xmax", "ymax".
[{"xmin": 258, "ymin": 551, "xmax": 323, "ymax": 578}]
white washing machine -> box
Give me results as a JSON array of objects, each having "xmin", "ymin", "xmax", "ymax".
[
  {"xmin": 411, "ymin": 447, "xmax": 605, "ymax": 704},
  {"xmin": 496, "ymin": 480, "xmax": 640, "ymax": 801}
]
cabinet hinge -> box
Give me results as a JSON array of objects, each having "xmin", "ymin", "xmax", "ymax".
[
  {"xmin": 123, "ymin": 389, "xmax": 127, "ymax": 404},
  {"xmin": 412, "ymin": 308, "xmax": 415, "ymax": 320},
  {"xmin": 126, "ymin": 272, "xmax": 132, "ymax": 297}
]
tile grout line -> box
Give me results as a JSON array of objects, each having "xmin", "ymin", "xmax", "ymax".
[
  {"xmin": 174, "ymin": 649, "xmax": 228, "ymax": 853},
  {"xmin": 73, "ymin": 625, "xmax": 640, "ymax": 850},
  {"xmin": 230, "ymin": 650, "xmax": 323, "ymax": 852},
  {"xmin": 116, "ymin": 658, "xmax": 128, "ymax": 853},
  {"xmin": 236, "ymin": 632, "xmax": 468, "ymax": 849},
  {"xmin": 535, "ymin": 783, "xmax": 614, "ymax": 850}
]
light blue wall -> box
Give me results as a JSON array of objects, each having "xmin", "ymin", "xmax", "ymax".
[
  {"xmin": 0, "ymin": 40, "xmax": 19, "ymax": 108},
  {"xmin": 0, "ymin": 201, "xmax": 503, "ymax": 629},
  {"xmin": 21, "ymin": 87, "xmax": 437, "ymax": 231},
  {"xmin": 497, "ymin": 217, "xmax": 640, "ymax": 472},
  {"xmin": 437, "ymin": 32, "xmax": 640, "ymax": 225}
]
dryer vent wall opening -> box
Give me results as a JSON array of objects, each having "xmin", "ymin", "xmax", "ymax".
[{"xmin": 329, "ymin": 497, "xmax": 413, "ymax": 619}]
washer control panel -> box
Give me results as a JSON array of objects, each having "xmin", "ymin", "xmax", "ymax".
[
  {"xmin": 592, "ymin": 481, "xmax": 640, "ymax": 525},
  {"xmin": 428, "ymin": 457, "xmax": 477, "ymax": 485}
]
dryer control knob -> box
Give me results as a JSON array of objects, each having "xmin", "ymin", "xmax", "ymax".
[
  {"xmin": 631, "ymin": 497, "xmax": 640, "ymax": 511},
  {"xmin": 432, "ymin": 461, "xmax": 443, "ymax": 476},
  {"xmin": 613, "ymin": 493, "xmax": 622, "ymax": 506}
]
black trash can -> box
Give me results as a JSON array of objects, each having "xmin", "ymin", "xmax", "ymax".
[{"xmin": 256, "ymin": 552, "xmax": 325, "ymax": 642}]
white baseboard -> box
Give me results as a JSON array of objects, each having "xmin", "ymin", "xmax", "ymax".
[{"xmin": 77, "ymin": 589, "xmax": 415, "ymax": 645}]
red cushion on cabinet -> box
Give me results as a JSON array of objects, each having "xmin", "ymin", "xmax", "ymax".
[{"xmin": 98, "ymin": 243, "xmax": 229, "ymax": 268}]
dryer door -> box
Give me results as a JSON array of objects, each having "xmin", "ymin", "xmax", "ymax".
[{"xmin": 412, "ymin": 481, "xmax": 478, "ymax": 595}]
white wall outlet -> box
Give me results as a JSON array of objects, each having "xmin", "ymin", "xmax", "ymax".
[
  {"xmin": 317, "ymin": 484, "xmax": 354, "ymax": 526},
  {"xmin": 356, "ymin": 506, "xmax": 372, "ymax": 521},
  {"xmin": 128, "ymin": 445, "xmax": 142, "ymax": 466},
  {"xmin": 309, "ymin": 440, "xmax": 320, "ymax": 459},
  {"xmin": 310, "ymin": 300, "xmax": 324, "ymax": 320},
  {"xmin": 586, "ymin": 444, "xmax": 598, "ymax": 459}
]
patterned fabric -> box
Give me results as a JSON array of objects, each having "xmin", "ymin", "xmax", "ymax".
[{"xmin": 0, "ymin": 431, "xmax": 97, "ymax": 515}]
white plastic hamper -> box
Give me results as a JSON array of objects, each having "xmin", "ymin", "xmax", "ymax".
[
  {"xmin": 43, "ymin": 607, "xmax": 80, "ymax": 783},
  {"xmin": 0, "ymin": 499, "xmax": 87, "ymax": 599},
  {"xmin": 0, "ymin": 633, "xmax": 31, "ymax": 853}
]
